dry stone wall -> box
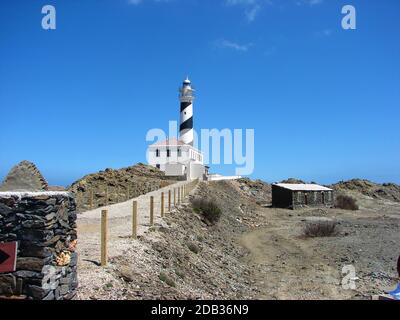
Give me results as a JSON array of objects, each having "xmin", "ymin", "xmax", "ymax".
[{"xmin": 0, "ymin": 192, "xmax": 78, "ymax": 300}]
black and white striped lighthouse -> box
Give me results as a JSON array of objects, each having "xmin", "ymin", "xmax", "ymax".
[{"xmin": 179, "ymin": 77, "xmax": 195, "ymax": 146}]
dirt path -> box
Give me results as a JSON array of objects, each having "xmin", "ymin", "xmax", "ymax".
[
  {"xmin": 238, "ymin": 198, "xmax": 400, "ymax": 300},
  {"xmin": 240, "ymin": 223, "xmax": 350, "ymax": 299},
  {"xmin": 76, "ymin": 180, "xmax": 193, "ymax": 299}
]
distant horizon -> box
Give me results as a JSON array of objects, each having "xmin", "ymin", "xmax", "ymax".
[
  {"xmin": 1, "ymin": 160, "xmax": 399, "ymax": 189},
  {"xmin": 1, "ymin": 1, "xmax": 399, "ymax": 187}
]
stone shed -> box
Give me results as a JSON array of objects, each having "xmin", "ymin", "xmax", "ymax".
[
  {"xmin": 0, "ymin": 161, "xmax": 78, "ymax": 300},
  {"xmin": 272, "ymin": 183, "xmax": 334, "ymax": 209}
]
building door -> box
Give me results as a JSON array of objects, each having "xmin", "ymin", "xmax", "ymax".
[
  {"xmin": 304, "ymin": 193, "xmax": 308, "ymax": 205},
  {"xmin": 321, "ymin": 192, "xmax": 325, "ymax": 204}
]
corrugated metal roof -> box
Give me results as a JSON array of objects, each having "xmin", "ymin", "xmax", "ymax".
[{"xmin": 273, "ymin": 183, "xmax": 333, "ymax": 191}]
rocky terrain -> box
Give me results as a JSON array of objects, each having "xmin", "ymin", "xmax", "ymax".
[
  {"xmin": 76, "ymin": 181, "xmax": 258, "ymax": 300},
  {"xmin": 68, "ymin": 163, "xmax": 178, "ymax": 212},
  {"xmin": 331, "ymin": 179, "xmax": 400, "ymax": 202},
  {"xmin": 76, "ymin": 177, "xmax": 400, "ymax": 300}
]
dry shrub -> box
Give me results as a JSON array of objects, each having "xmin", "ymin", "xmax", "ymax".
[
  {"xmin": 191, "ymin": 198, "xmax": 222, "ymax": 225},
  {"xmin": 187, "ymin": 242, "xmax": 200, "ymax": 254},
  {"xmin": 335, "ymin": 195, "xmax": 359, "ymax": 210},
  {"xmin": 303, "ymin": 221, "xmax": 338, "ymax": 238}
]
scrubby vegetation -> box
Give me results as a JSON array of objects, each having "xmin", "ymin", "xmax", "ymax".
[
  {"xmin": 191, "ymin": 198, "xmax": 222, "ymax": 225},
  {"xmin": 303, "ymin": 221, "xmax": 338, "ymax": 238},
  {"xmin": 335, "ymin": 195, "xmax": 359, "ymax": 210}
]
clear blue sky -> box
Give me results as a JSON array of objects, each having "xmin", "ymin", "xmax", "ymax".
[{"xmin": 1, "ymin": 0, "xmax": 399, "ymax": 186}]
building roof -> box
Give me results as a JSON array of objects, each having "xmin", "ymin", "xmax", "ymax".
[{"xmin": 273, "ymin": 183, "xmax": 333, "ymax": 191}]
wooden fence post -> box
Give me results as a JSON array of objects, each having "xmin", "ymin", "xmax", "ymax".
[
  {"xmin": 168, "ymin": 190, "xmax": 171, "ymax": 212},
  {"xmin": 132, "ymin": 201, "xmax": 138, "ymax": 239},
  {"xmin": 101, "ymin": 210, "xmax": 108, "ymax": 266},
  {"xmin": 174, "ymin": 188, "xmax": 176, "ymax": 206},
  {"xmin": 89, "ymin": 189, "xmax": 94, "ymax": 210},
  {"xmin": 150, "ymin": 196, "xmax": 154, "ymax": 226},
  {"xmin": 161, "ymin": 192, "xmax": 164, "ymax": 217},
  {"xmin": 178, "ymin": 187, "xmax": 180, "ymax": 204}
]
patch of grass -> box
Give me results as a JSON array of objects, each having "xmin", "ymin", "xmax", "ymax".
[
  {"xmin": 191, "ymin": 198, "xmax": 222, "ymax": 225},
  {"xmin": 335, "ymin": 195, "xmax": 359, "ymax": 210},
  {"xmin": 159, "ymin": 272, "xmax": 176, "ymax": 287},
  {"xmin": 303, "ymin": 221, "xmax": 338, "ymax": 238}
]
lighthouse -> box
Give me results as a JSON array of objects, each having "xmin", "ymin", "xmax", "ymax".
[
  {"xmin": 147, "ymin": 77, "xmax": 208, "ymax": 180},
  {"xmin": 179, "ymin": 77, "xmax": 195, "ymax": 146}
]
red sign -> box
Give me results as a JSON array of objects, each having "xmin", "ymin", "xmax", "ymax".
[{"xmin": 0, "ymin": 242, "xmax": 18, "ymax": 273}]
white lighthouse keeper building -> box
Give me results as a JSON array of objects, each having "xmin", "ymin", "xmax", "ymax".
[{"xmin": 147, "ymin": 77, "xmax": 208, "ymax": 181}]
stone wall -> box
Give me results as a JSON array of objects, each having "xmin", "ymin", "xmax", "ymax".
[
  {"xmin": 292, "ymin": 190, "xmax": 334, "ymax": 209},
  {"xmin": 0, "ymin": 192, "xmax": 78, "ymax": 300}
]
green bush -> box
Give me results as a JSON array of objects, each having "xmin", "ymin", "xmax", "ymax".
[
  {"xmin": 191, "ymin": 198, "xmax": 222, "ymax": 225},
  {"xmin": 335, "ymin": 195, "xmax": 359, "ymax": 210}
]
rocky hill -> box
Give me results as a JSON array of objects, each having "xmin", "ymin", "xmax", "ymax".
[
  {"xmin": 68, "ymin": 163, "xmax": 179, "ymax": 211},
  {"xmin": 331, "ymin": 179, "xmax": 400, "ymax": 202},
  {"xmin": 235, "ymin": 178, "xmax": 271, "ymax": 206}
]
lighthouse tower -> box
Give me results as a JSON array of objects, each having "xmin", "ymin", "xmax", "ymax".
[{"xmin": 179, "ymin": 77, "xmax": 195, "ymax": 146}]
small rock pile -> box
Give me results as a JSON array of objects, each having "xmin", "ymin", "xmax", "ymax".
[{"xmin": 0, "ymin": 160, "xmax": 48, "ymax": 191}]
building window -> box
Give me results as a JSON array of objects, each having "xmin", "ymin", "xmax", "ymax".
[
  {"xmin": 177, "ymin": 148, "xmax": 181, "ymax": 157},
  {"xmin": 156, "ymin": 164, "xmax": 160, "ymax": 169},
  {"xmin": 167, "ymin": 149, "xmax": 170, "ymax": 157},
  {"xmin": 156, "ymin": 149, "xmax": 160, "ymax": 157}
]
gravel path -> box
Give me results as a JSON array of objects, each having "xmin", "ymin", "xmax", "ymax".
[{"xmin": 76, "ymin": 180, "xmax": 196, "ymax": 299}]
